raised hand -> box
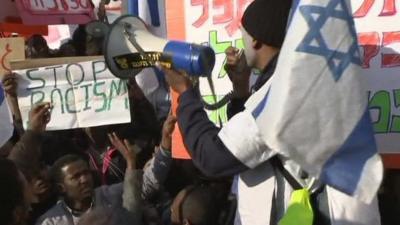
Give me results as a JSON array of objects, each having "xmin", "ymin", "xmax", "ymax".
[
  {"xmin": 224, "ymin": 47, "xmax": 251, "ymax": 98},
  {"xmin": 28, "ymin": 102, "xmax": 51, "ymax": 132},
  {"xmin": 108, "ymin": 132, "xmax": 136, "ymax": 170},
  {"xmin": 157, "ymin": 63, "xmax": 192, "ymax": 94},
  {"xmin": 160, "ymin": 113, "xmax": 177, "ymax": 150},
  {"xmin": 1, "ymin": 72, "xmax": 18, "ymax": 97}
]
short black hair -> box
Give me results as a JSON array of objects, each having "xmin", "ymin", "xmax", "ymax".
[
  {"xmin": 27, "ymin": 34, "xmax": 47, "ymax": 49},
  {"xmin": 181, "ymin": 185, "xmax": 221, "ymax": 225},
  {"xmin": 50, "ymin": 154, "xmax": 87, "ymax": 184},
  {"xmin": 0, "ymin": 158, "xmax": 24, "ymax": 225}
]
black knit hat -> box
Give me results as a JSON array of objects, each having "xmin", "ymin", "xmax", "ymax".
[{"xmin": 241, "ymin": 0, "xmax": 292, "ymax": 48}]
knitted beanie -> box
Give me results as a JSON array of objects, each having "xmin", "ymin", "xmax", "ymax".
[{"xmin": 241, "ymin": 0, "xmax": 292, "ymax": 48}]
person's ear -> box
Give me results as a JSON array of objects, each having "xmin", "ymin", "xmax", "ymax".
[
  {"xmin": 182, "ymin": 218, "xmax": 191, "ymax": 225},
  {"xmin": 252, "ymin": 39, "xmax": 263, "ymax": 50}
]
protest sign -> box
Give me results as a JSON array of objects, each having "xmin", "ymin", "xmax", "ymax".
[
  {"xmin": 166, "ymin": 0, "xmax": 254, "ymax": 158},
  {"xmin": 0, "ymin": 37, "xmax": 25, "ymax": 77},
  {"xmin": 0, "ymin": 1, "xmax": 48, "ymax": 36},
  {"xmin": 166, "ymin": 0, "xmax": 250, "ymax": 124},
  {"xmin": 0, "ymin": 0, "xmax": 20, "ymax": 22},
  {"xmin": 353, "ymin": 0, "xmax": 400, "ymax": 154},
  {"xmin": 14, "ymin": 0, "xmax": 95, "ymax": 25},
  {"xmin": 43, "ymin": 1, "xmax": 122, "ymax": 49},
  {"xmin": 13, "ymin": 57, "xmax": 130, "ymax": 130}
]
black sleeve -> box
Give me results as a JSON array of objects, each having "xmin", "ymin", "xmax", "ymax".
[
  {"xmin": 177, "ymin": 88, "xmax": 248, "ymax": 178},
  {"xmin": 227, "ymin": 97, "xmax": 248, "ymax": 119}
]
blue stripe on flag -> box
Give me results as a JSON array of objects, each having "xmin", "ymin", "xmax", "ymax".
[
  {"xmin": 127, "ymin": 0, "xmax": 160, "ymax": 26},
  {"xmin": 321, "ymin": 109, "xmax": 377, "ymax": 194},
  {"xmin": 252, "ymin": 88, "xmax": 270, "ymax": 118},
  {"xmin": 148, "ymin": 0, "xmax": 160, "ymax": 26},
  {"xmin": 287, "ymin": 0, "xmax": 301, "ymax": 27},
  {"xmin": 0, "ymin": 84, "xmax": 4, "ymax": 105}
]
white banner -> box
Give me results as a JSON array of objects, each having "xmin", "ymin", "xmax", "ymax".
[
  {"xmin": 353, "ymin": 0, "xmax": 400, "ymax": 153},
  {"xmin": 16, "ymin": 59, "xmax": 130, "ymax": 130}
]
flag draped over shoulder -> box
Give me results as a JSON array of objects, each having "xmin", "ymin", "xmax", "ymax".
[
  {"xmin": 0, "ymin": 84, "xmax": 13, "ymax": 147},
  {"xmin": 245, "ymin": 0, "xmax": 382, "ymax": 203}
]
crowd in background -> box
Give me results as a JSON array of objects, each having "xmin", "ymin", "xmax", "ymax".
[{"xmin": 0, "ymin": 22, "xmax": 235, "ymax": 225}]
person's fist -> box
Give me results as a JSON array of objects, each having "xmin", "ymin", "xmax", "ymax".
[
  {"xmin": 158, "ymin": 63, "xmax": 192, "ymax": 94},
  {"xmin": 1, "ymin": 73, "xmax": 18, "ymax": 97},
  {"xmin": 224, "ymin": 47, "xmax": 251, "ymax": 98},
  {"xmin": 160, "ymin": 113, "xmax": 177, "ymax": 151},
  {"xmin": 28, "ymin": 103, "xmax": 51, "ymax": 132}
]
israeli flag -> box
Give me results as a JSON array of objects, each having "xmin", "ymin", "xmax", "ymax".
[
  {"xmin": 219, "ymin": 0, "xmax": 383, "ymax": 203},
  {"xmin": 0, "ymin": 84, "xmax": 13, "ymax": 147}
]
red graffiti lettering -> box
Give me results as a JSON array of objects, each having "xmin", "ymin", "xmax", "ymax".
[
  {"xmin": 354, "ymin": 0, "xmax": 374, "ymax": 18},
  {"xmin": 192, "ymin": 0, "xmax": 209, "ymax": 28},
  {"xmin": 225, "ymin": 0, "xmax": 251, "ymax": 36},
  {"xmin": 213, "ymin": 0, "xmax": 234, "ymax": 24},
  {"xmin": 380, "ymin": 0, "xmax": 397, "ymax": 16},
  {"xmin": 381, "ymin": 31, "xmax": 400, "ymax": 68},
  {"xmin": 60, "ymin": 0, "xmax": 69, "ymax": 11},
  {"xmin": 29, "ymin": 0, "xmax": 90, "ymax": 11},
  {"xmin": 1, "ymin": 44, "xmax": 12, "ymax": 73},
  {"xmin": 354, "ymin": 0, "xmax": 396, "ymax": 18},
  {"xmin": 191, "ymin": 0, "xmax": 252, "ymax": 36},
  {"xmin": 358, "ymin": 32, "xmax": 380, "ymax": 68}
]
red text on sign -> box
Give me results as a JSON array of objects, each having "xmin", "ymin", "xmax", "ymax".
[
  {"xmin": 354, "ymin": 0, "xmax": 396, "ymax": 18},
  {"xmin": 358, "ymin": 31, "xmax": 400, "ymax": 68},
  {"xmin": 191, "ymin": 0, "xmax": 253, "ymax": 36}
]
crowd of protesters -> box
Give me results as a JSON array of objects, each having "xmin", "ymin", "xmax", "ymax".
[
  {"xmin": 1, "ymin": 0, "xmax": 400, "ymax": 225},
  {"xmin": 0, "ymin": 16, "xmax": 233, "ymax": 225}
]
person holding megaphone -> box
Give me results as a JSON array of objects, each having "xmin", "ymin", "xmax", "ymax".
[{"xmin": 155, "ymin": 0, "xmax": 381, "ymax": 225}]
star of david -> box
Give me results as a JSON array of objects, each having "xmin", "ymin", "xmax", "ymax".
[{"xmin": 296, "ymin": 0, "xmax": 361, "ymax": 81}]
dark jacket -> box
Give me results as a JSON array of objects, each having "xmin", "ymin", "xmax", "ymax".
[{"xmin": 176, "ymin": 55, "xmax": 279, "ymax": 177}]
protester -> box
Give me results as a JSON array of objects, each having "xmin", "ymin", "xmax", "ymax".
[
  {"xmin": 0, "ymin": 1, "xmax": 389, "ymax": 225},
  {"xmin": 56, "ymin": 41, "xmax": 77, "ymax": 57},
  {"xmin": 35, "ymin": 132, "xmax": 141, "ymax": 225},
  {"xmin": 2, "ymin": 72, "xmax": 23, "ymax": 135},
  {"xmin": 71, "ymin": 25, "xmax": 88, "ymax": 56},
  {"xmin": 142, "ymin": 113, "xmax": 176, "ymax": 201},
  {"xmin": 0, "ymin": 158, "xmax": 32, "ymax": 225},
  {"xmin": 25, "ymin": 35, "xmax": 53, "ymax": 58},
  {"xmin": 7, "ymin": 102, "xmax": 54, "ymax": 225},
  {"xmin": 170, "ymin": 185, "xmax": 223, "ymax": 225},
  {"xmin": 160, "ymin": 0, "xmax": 381, "ymax": 225}
]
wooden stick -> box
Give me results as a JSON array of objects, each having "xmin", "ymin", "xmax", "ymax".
[{"xmin": 10, "ymin": 56, "xmax": 104, "ymax": 70}]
